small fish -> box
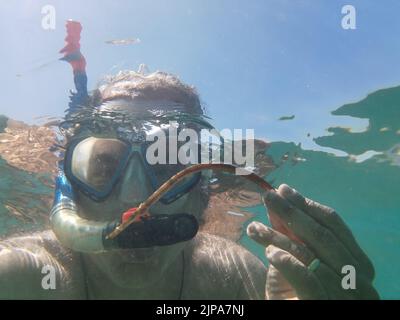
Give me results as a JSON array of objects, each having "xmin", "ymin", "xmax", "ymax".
[
  {"xmin": 105, "ymin": 38, "xmax": 141, "ymax": 45},
  {"xmin": 278, "ymin": 115, "xmax": 295, "ymax": 121},
  {"xmin": 226, "ymin": 211, "xmax": 245, "ymax": 217}
]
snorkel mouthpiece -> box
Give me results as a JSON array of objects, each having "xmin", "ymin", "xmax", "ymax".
[
  {"xmin": 51, "ymin": 170, "xmax": 199, "ymax": 252},
  {"xmin": 111, "ymin": 214, "xmax": 199, "ymax": 249}
]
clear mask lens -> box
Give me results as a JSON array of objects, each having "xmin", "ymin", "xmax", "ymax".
[{"xmin": 71, "ymin": 137, "xmax": 129, "ymax": 192}]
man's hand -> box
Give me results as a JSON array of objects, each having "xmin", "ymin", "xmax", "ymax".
[{"xmin": 247, "ymin": 184, "xmax": 379, "ymax": 300}]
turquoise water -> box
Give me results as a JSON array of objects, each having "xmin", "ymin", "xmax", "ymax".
[
  {"xmin": 0, "ymin": 157, "xmax": 52, "ymax": 236},
  {"xmin": 241, "ymin": 85, "xmax": 400, "ymax": 299},
  {"xmin": 1, "ymin": 85, "xmax": 399, "ymax": 299}
]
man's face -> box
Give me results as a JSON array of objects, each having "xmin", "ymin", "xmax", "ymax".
[{"xmin": 74, "ymin": 98, "xmax": 203, "ymax": 288}]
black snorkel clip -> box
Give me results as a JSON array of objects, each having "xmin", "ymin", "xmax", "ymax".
[{"xmin": 104, "ymin": 213, "xmax": 199, "ymax": 249}]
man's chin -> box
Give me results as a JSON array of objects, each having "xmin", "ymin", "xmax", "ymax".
[
  {"xmin": 118, "ymin": 247, "xmax": 158, "ymax": 264},
  {"xmin": 111, "ymin": 257, "xmax": 167, "ymax": 288},
  {"xmin": 95, "ymin": 245, "xmax": 182, "ymax": 287},
  {"xmin": 115, "ymin": 248, "xmax": 164, "ymax": 273}
]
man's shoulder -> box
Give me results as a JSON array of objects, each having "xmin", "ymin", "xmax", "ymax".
[
  {"xmin": 184, "ymin": 232, "xmax": 266, "ymax": 299},
  {"xmin": 2, "ymin": 229, "xmax": 61, "ymax": 247},
  {"xmin": 1, "ymin": 229, "xmax": 74, "ymax": 263},
  {"xmin": 0, "ymin": 230, "xmax": 86, "ymax": 299}
]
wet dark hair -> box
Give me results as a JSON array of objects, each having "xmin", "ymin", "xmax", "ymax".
[
  {"xmin": 61, "ymin": 70, "xmax": 210, "ymax": 141},
  {"xmin": 94, "ymin": 70, "xmax": 205, "ymax": 115}
]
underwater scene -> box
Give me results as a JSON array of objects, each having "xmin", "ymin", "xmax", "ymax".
[{"xmin": 0, "ymin": 1, "xmax": 399, "ymax": 300}]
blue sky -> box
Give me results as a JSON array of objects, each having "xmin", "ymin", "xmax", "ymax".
[{"xmin": 1, "ymin": 0, "xmax": 400, "ymax": 150}]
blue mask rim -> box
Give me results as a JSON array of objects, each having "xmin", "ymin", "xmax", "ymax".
[{"xmin": 63, "ymin": 136, "xmax": 201, "ymax": 204}]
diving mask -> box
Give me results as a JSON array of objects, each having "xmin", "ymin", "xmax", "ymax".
[{"xmin": 63, "ymin": 125, "xmax": 202, "ymax": 204}]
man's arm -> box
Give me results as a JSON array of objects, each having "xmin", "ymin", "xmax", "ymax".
[
  {"xmin": 0, "ymin": 243, "xmax": 49, "ymax": 299},
  {"xmin": 0, "ymin": 233, "xmax": 85, "ymax": 299}
]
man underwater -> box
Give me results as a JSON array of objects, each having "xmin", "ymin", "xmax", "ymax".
[{"xmin": 0, "ymin": 22, "xmax": 378, "ymax": 300}]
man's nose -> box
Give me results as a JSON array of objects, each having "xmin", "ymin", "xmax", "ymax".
[{"xmin": 117, "ymin": 154, "xmax": 153, "ymax": 205}]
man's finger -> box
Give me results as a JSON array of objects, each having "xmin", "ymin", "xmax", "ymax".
[
  {"xmin": 265, "ymin": 245, "xmax": 328, "ymax": 300},
  {"xmin": 247, "ymin": 221, "xmax": 315, "ymax": 266},
  {"xmin": 266, "ymin": 265, "xmax": 297, "ymax": 300},
  {"xmin": 278, "ymin": 184, "xmax": 375, "ymax": 280},
  {"xmin": 248, "ymin": 222, "xmax": 352, "ymax": 299},
  {"xmin": 248, "ymin": 218, "xmax": 378, "ymax": 299},
  {"xmin": 264, "ymin": 190, "xmax": 360, "ymax": 275}
]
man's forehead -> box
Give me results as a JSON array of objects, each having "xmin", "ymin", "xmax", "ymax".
[
  {"xmin": 67, "ymin": 97, "xmax": 206, "ymax": 142},
  {"xmin": 99, "ymin": 98, "xmax": 189, "ymax": 114}
]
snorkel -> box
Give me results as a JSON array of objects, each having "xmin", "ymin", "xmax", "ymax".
[
  {"xmin": 51, "ymin": 21, "xmax": 281, "ymax": 254},
  {"xmin": 51, "ymin": 20, "xmax": 107, "ymax": 252},
  {"xmin": 52, "ymin": 20, "xmax": 201, "ymax": 253}
]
